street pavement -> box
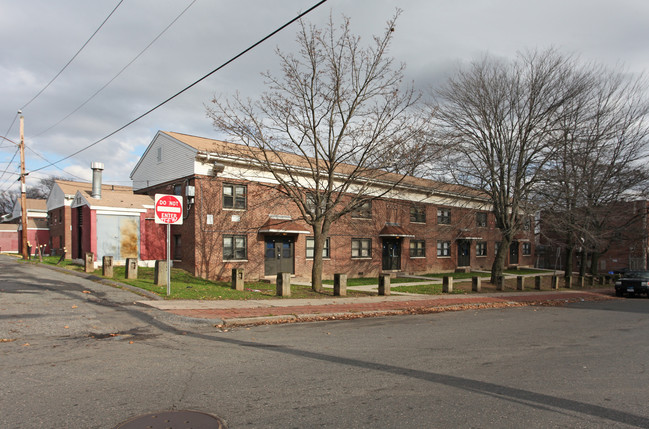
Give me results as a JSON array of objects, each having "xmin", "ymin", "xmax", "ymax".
[{"xmin": 1, "ymin": 254, "xmax": 615, "ymax": 328}]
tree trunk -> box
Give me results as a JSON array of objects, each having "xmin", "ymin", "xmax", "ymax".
[
  {"xmin": 310, "ymin": 219, "xmax": 331, "ymax": 293},
  {"xmin": 491, "ymin": 236, "xmax": 511, "ymax": 284},
  {"xmin": 564, "ymin": 244, "xmax": 574, "ymax": 280},
  {"xmin": 579, "ymin": 251, "xmax": 587, "ymax": 277},
  {"xmin": 590, "ymin": 251, "xmax": 600, "ymax": 276}
]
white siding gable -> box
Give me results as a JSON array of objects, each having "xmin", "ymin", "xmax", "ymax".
[
  {"xmin": 46, "ymin": 184, "xmax": 66, "ymax": 211},
  {"xmin": 130, "ymin": 131, "xmax": 197, "ymax": 191}
]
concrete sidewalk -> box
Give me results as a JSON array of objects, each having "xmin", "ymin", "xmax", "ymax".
[{"xmin": 137, "ymin": 288, "xmax": 615, "ymax": 326}]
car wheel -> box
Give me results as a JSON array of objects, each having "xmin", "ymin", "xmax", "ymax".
[{"xmin": 615, "ymin": 289, "xmax": 623, "ymax": 297}]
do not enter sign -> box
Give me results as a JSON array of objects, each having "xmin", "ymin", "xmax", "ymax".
[{"xmin": 155, "ymin": 194, "xmax": 183, "ymax": 225}]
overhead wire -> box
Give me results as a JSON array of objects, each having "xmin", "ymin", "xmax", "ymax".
[
  {"xmin": 29, "ymin": 0, "xmax": 329, "ymax": 175},
  {"xmin": 20, "ymin": 0, "xmax": 125, "ymax": 111},
  {"xmin": 34, "ymin": 0, "xmax": 198, "ymax": 138}
]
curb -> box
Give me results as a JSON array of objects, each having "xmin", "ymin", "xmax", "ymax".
[{"xmin": 216, "ymin": 291, "xmax": 615, "ymax": 327}]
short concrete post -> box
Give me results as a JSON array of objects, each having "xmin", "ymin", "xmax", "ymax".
[
  {"xmin": 232, "ymin": 268, "xmax": 244, "ymax": 291},
  {"xmin": 535, "ymin": 276, "xmax": 542, "ymax": 290},
  {"xmin": 102, "ymin": 256, "xmax": 113, "ymax": 278},
  {"xmin": 565, "ymin": 276, "xmax": 573, "ymax": 289},
  {"xmin": 154, "ymin": 260, "xmax": 168, "ymax": 286},
  {"xmin": 598, "ymin": 275, "xmax": 605, "ymax": 285},
  {"xmin": 588, "ymin": 276, "xmax": 595, "ymax": 286},
  {"xmin": 84, "ymin": 252, "xmax": 94, "ymax": 273},
  {"xmin": 378, "ymin": 274, "xmax": 391, "ymax": 296},
  {"xmin": 276, "ymin": 272, "xmax": 291, "ymax": 297},
  {"xmin": 496, "ymin": 275, "xmax": 505, "ymax": 291},
  {"xmin": 577, "ymin": 276, "xmax": 585, "ymax": 288},
  {"xmin": 442, "ymin": 276, "xmax": 453, "ymax": 293},
  {"xmin": 550, "ymin": 275, "xmax": 559, "ymax": 290},
  {"xmin": 472, "ymin": 276, "xmax": 481, "ymax": 292},
  {"xmin": 517, "ymin": 276, "xmax": 525, "ymax": 291},
  {"xmin": 334, "ymin": 273, "xmax": 347, "ymax": 297},
  {"xmin": 125, "ymin": 258, "xmax": 138, "ymax": 280}
]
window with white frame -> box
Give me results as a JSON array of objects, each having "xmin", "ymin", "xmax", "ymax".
[
  {"xmin": 437, "ymin": 208, "xmax": 451, "ymax": 225},
  {"xmin": 223, "ymin": 184, "xmax": 247, "ymax": 210},
  {"xmin": 522, "ymin": 242, "xmax": 532, "ymax": 255},
  {"xmin": 409, "ymin": 240, "xmax": 426, "ymax": 257},
  {"xmin": 223, "ymin": 235, "xmax": 247, "ymax": 260},
  {"xmin": 306, "ymin": 237, "xmax": 330, "ymax": 259},
  {"xmin": 437, "ymin": 240, "xmax": 451, "ymax": 257},
  {"xmin": 351, "ymin": 238, "xmax": 372, "ymax": 258},
  {"xmin": 476, "ymin": 241, "xmax": 487, "ymax": 256}
]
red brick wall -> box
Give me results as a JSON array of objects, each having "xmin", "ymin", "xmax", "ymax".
[{"xmin": 138, "ymin": 174, "xmax": 536, "ymax": 281}]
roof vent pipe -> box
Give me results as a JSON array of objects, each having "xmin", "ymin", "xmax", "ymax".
[{"xmin": 91, "ymin": 162, "xmax": 104, "ymax": 199}]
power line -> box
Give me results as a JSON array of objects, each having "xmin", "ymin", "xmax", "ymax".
[
  {"xmin": 30, "ymin": 0, "xmax": 329, "ymax": 174},
  {"xmin": 0, "ymin": 147, "xmax": 20, "ymax": 184},
  {"xmin": 20, "ymin": 0, "xmax": 125, "ymax": 111},
  {"xmin": 34, "ymin": 0, "xmax": 198, "ymax": 138}
]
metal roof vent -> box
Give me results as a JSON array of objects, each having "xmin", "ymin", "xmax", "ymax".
[{"xmin": 91, "ymin": 162, "xmax": 104, "ymax": 199}]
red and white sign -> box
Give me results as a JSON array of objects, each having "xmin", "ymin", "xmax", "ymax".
[{"xmin": 155, "ymin": 194, "xmax": 183, "ymax": 225}]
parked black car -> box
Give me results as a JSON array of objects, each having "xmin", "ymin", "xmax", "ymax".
[{"xmin": 614, "ymin": 270, "xmax": 649, "ymax": 297}]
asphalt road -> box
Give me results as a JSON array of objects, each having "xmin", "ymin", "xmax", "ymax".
[{"xmin": 1, "ymin": 255, "xmax": 649, "ymax": 428}]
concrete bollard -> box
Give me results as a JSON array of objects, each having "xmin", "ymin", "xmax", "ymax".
[
  {"xmin": 535, "ymin": 276, "xmax": 542, "ymax": 290},
  {"xmin": 154, "ymin": 260, "xmax": 168, "ymax": 286},
  {"xmin": 232, "ymin": 268, "xmax": 244, "ymax": 291},
  {"xmin": 125, "ymin": 258, "xmax": 138, "ymax": 280},
  {"xmin": 378, "ymin": 274, "xmax": 391, "ymax": 296},
  {"xmin": 565, "ymin": 276, "xmax": 573, "ymax": 289},
  {"xmin": 496, "ymin": 275, "xmax": 505, "ymax": 291},
  {"xmin": 517, "ymin": 276, "xmax": 525, "ymax": 291},
  {"xmin": 334, "ymin": 273, "xmax": 347, "ymax": 297},
  {"xmin": 550, "ymin": 276, "xmax": 559, "ymax": 290},
  {"xmin": 443, "ymin": 276, "xmax": 453, "ymax": 293},
  {"xmin": 472, "ymin": 276, "xmax": 481, "ymax": 292},
  {"xmin": 84, "ymin": 252, "xmax": 94, "ymax": 273},
  {"xmin": 102, "ymin": 256, "xmax": 113, "ymax": 278},
  {"xmin": 577, "ymin": 276, "xmax": 585, "ymax": 288},
  {"xmin": 276, "ymin": 272, "xmax": 291, "ymax": 297}
]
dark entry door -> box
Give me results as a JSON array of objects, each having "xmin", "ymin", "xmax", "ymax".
[
  {"xmin": 509, "ymin": 241, "xmax": 519, "ymax": 265},
  {"xmin": 264, "ymin": 237, "xmax": 294, "ymax": 276},
  {"xmin": 458, "ymin": 240, "xmax": 471, "ymax": 267},
  {"xmin": 382, "ymin": 239, "xmax": 401, "ymax": 271}
]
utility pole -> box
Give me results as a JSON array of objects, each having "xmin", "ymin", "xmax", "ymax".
[{"xmin": 19, "ymin": 113, "xmax": 28, "ymax": 260}]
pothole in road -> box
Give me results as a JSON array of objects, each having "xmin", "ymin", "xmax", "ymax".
[{"xmin": 114, "ymin": 410, "xmax": 226, "ymax": 428}]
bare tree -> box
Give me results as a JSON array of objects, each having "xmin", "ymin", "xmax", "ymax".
[
  {"xmin": 0, "ymin": 176, "xmax": 60, "ymax": 217},
  {"xmin": 433, "ymin": 49, "xmax": 588, "ymax": 283},
  {"xmin": 537, "ymin": 67, "xmax": 649, "ymax": 275},
  {"xmin": 207, "ymin": 12, "xmax": 427, "ymax": 292}
]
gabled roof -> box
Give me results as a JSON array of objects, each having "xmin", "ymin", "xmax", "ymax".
[
  {"xmin": 9, "ymin": 198, "xmax": 48, "ymax": 220},
  {"xmin": 160, "ymin": 131, "xmax": 487, "ymax": 200},
  {"xmin": 25, "ymin": 199, "xmax": 47, "ymax": 211},
  {"xmin": 54, "ymin": 179, "xmax": 132, "ymax": 196},
  {"xmin": 73, "ymin": 189, "xmax": 153, "ymax": 211}
]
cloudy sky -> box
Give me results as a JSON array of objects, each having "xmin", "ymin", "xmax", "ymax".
[{"xmin": 1, "ymin": 0, "xmax": 648, "ymax": 194}]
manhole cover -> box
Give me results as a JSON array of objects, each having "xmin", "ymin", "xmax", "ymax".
[{"xmin": 114, "ymin": 410, "xmax": 226, "ymax": 428}]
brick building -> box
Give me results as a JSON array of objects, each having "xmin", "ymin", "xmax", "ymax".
[
  {"xmin": 5, "ymin": 198, "xmax": 49, "ymax": 254},
  {"xmin": 537, "ymin": 200, "xmax": 649, "ymax": 273},
  {"xmin": 47, "ymin": 179, "xmax": 132, "ymax": 256},
  {"xmin": 131, "ymin": 131, "xmax": 535, "ymax": 281}
]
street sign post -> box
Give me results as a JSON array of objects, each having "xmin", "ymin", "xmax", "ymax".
[{"xmin": 154, "ymin": 194, "xmax": 183, "ymax": 296}]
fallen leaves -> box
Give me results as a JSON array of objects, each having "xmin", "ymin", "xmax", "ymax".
[
  {"xmin": 82, "ymin": 290, "xmax": 92, "ymax": 294},
  {"xmin": 0, "ymin": 338, "xmax": 17, "ymax": 343}
]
